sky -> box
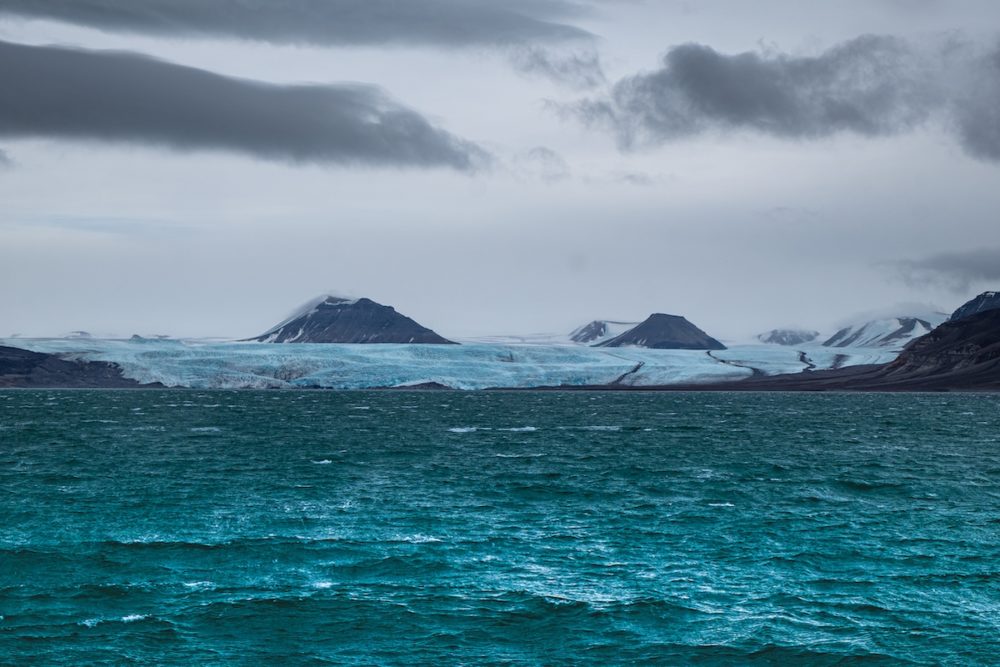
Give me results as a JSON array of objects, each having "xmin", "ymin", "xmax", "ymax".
[{"xmin": 2, "ymin": 0, "xmax": 1000, "ymax": 341}]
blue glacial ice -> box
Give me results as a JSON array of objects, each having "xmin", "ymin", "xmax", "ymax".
[{"xmin": 1, "ymin": 338, "xmax": 900, "ymax": 389}]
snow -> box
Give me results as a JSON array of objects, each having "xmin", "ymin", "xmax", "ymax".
[
  {"xmin": 566, "ymin": 320, "xmax": 639, "ymax": 345},
  {"xmin": 824, "ymin": 313, "xmax": 946, "ymax": 349},
  {"xmin": 3, "ymin": 337, "xmax": 903, "ymax": 390},
  {"xmin": 256, "ymin": 294, "xmax": 357, "ymax": 339}
]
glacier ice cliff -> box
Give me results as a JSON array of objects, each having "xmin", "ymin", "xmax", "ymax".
[{"xmin": 1, "ymin": 338, "xmax": 899, "ymax": 390}]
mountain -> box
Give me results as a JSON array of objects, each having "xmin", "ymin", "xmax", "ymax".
[
  {"xmin": 0, "ymin": 345, "xmax": 152, "ymax": 388},
  {"xmin": 653, "ymin": 309, "xmax": 1000, "ymax": 391},
  {"xmin": 872, "ymin": 309, "xmax": 1000, "ymax": 387},
  {"xmin": 822, "ymin": 314, "xmax": 946, "ymax": 349},
  {"xmin": 597, "ymin": 314, "xmax": 726, "ymax": 350},
  {"xmin": 251, "ymin": 296, "xmax": 456, "ymax": 344},
  {"xmin": 950, "ymin": 291, "xmax": 1000, "ymax": 322},
  {"xmin": 757, "ymin": 329, "xmax": 820, "ymax": 346},
  {"xmin": 569, "ymin": 320, "xmax": 639, "ymax": 345}
]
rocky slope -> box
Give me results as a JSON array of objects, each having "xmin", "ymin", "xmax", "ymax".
[
  {"xmin": 0, "ymin": 346, "xmax": 151, "ymax": 388},
  {"xmin": 757, "ymin": 329, "xmax": 820, "ymax": 345},
  {"xmin": 569, "ymin": 320, "xmax": 639, "ymax": 345},
  {"xmin": 597, "ymin": 314, "xmax": 726, "ymax": 350},
  {"xmin": 251, "ymin": 296, "xmax": 456, "ymax": 344},
  {"xmin": 608, "ymin": 309, "xmax": 1000, "ymax": 391},
  {"xmin": 822, "ymin": 315, "xmax": 945, "ymax": 349},
  {"xmin": 950, "ymin": 291, "xmax": 1000, "ymax": 322}
]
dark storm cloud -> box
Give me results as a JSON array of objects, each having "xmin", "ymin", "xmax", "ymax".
[
  {"xmin": 575, "ymin": 36, "xmax": 935, "ymax": 147},
  {"xmin": 952, "ymin": 45, "xmax": 1000, "ymax": 161},
  {"xmin": 0, "ymin": 40, "xmax": 486, "ymax": 170},
  {"xmin": 572, "ymin": 35, "xmax": 1000, "ymax": 163},
  {"xmin": 895, "ymin": 248, "xmax": 1000, "ymax": 292},
  {"xmin": 0, "ymin": 0, "xmax": 591, "ymax": 48}
]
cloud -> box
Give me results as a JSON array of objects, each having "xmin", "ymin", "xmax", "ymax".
[
  {"xmin": 612, "ymin": 171, "xmax": 657, "ymax": 186},
  {"xmin": 574, "ymin": 35, "xmax": 936, "ymax": 147},
  {"xmin": 952, "ymin": 46, "xmax": 1000, "ymax": 161},
  {"xmin": 514, "ymin": 146, "xmax": 571, "ymax": 183},
  {"xmin": 0, "ymin": 0, "xmax": 592, "ymax": 49},
  {"xmin": 893, "ymin": 247, "xmax": 1000, "ymax": 292},
  {"xmin": 509, "ymin": 46, "xmax": 605, "ymax": 89},
  {"xmin": 0, "ymin": 148, "xmax": 11, "ymax": 167},
  {"xmin": 570, "ymin": 35, "xmax": 1000, "ymax": 164},
  {"xmin": 0, "ymin": 40, "xmax": 487, "ymax": 170}
]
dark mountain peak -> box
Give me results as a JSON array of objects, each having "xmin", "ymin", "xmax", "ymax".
[
  {"xmin": 251, "ymin": 295, "xmax": 456, "ymax": 344},
  {"xmin": 597, "ymin": 313, "xmax": 726, "ymax": 350},
  {"xmin": 569, "ymin": 320, "xmax": 639, "ymax": 344},
  {"xmin": 950, "ymin": 291, "xmax": 1000, "ymax": 322},
  {"xmin": 757, "ymin": 329, "xmax": 820, "ymax": 346}
]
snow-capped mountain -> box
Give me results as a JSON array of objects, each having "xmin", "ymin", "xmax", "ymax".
[
  {"xmin": 757, "ymin": 329, "xmax": 820, "ymax": 346},
  {"xmin": 569, "ymin": 320, "xmax": 639, "ymax": 345},
  {"xmin": 822, "ymin": 314, "xmax": 947, "ymax": 349},
  {"xmin": 597, "ymin": 314, "xmax": 726, "ymax": 350},
  {"xmin": 950, "ymin": 291, "xmax": 1000, "ymax": 322},
  {"xmin": 250, "ymin": 296, "xmax": 456, "ymax": 344}
]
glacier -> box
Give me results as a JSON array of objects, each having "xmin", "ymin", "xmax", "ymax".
[{"xmin": 1, "ymin": 338, "xmax": 899, "ymax": 390}]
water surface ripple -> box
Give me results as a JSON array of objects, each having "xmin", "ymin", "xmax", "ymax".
[{"xmin": 1, "ymin": 390, "xmax": 998, "ymax": 664}]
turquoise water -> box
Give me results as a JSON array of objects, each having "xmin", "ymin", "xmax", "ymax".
[{"xmin": 1, "ymin": 390, "xmax": 998, "ymax": 665}]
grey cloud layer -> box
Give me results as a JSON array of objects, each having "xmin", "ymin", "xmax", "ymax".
[
  {"xmin": 953, "ymin": 47, "xmax": 1000, "ymax": 161},
  {"xmin": 575, "ymin": 36, "xmax": 1000, "ymax": 162},
  {"xmin": 896, "ymin": 248, "xmax": 1000, "ymax": 292},
  {"xmin": 0, "ymin": 0, "xmax": 603, "ymax": 88},
  {"xmin": 0, "ymin": 0, "xmax": 590, "ymax": 48},
  {"xmin": 0, "ymin": 40, "xmax": 485, "ymax": 170}
]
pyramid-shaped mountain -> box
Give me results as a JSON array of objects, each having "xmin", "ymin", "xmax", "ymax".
[
  {"xmin": 596, "ymin": 313, "xmax": 726, "ymax": 350},
  {"xmin": 251, "ymin": 296, "xmax": 456, "ymax": 344}
]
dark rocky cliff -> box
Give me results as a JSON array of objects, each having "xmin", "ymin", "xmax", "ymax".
[{"xmin": 0, "ymin": 346, "xmax": 151, "ymax": 388}]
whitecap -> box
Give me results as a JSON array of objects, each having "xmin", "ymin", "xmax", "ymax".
[
  {"xmin": 499, "ymin": 426, "xmax": 538, "ymax": 432},
  {"xmin": 495, "ymin": 453, "xmax": 546, "ymax": 458},
  {"xmin": 121, "ymin": 614, "xmax": 148, "ymax": 623},
  {"xmin": 448, "ymin": 427, "xmax": 479, "ymax": 433},
  {"xmin": 708, "ymin": 502, "xmax": 735, "ymax": 507},
  {"xmin": 312, "ymin": 459, "xmax": 333, "ymax": 465},
  {"xmin": 190, "ymin": 426, "xmax": 221, "ymax": 433},
  {"xmin": 583, "ymin": 426, "xmax": 621, "ymax": 432},
  {"xmin": 312, "ymin": 581, "xmax": 333, "ymax": 589},
  {"xmin": 397, "ymin": 534, "xmax": 442, "ymax": 543}
]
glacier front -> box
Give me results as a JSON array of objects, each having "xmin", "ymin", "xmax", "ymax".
[{"xmin": 1, "ymin": 338, "xmax": 899, "ymax": 390}]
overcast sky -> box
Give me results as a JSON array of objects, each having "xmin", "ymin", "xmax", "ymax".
[{"xmin": 2, "ymin": 0, "xmax": 1000, "ymax": 340}]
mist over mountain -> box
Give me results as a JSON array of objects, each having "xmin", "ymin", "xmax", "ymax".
[
  {"xmin": 757, "ymin": 329, "xmax": 820, "ymax": 346},
  {"xmin": 950, "ymin": 291, "xmax": 1000, "ymax": 322}
]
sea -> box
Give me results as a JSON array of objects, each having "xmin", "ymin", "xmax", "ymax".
[{"xmin": 1, "ymin": 390, "xmax": 998, "ymax": 665}]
